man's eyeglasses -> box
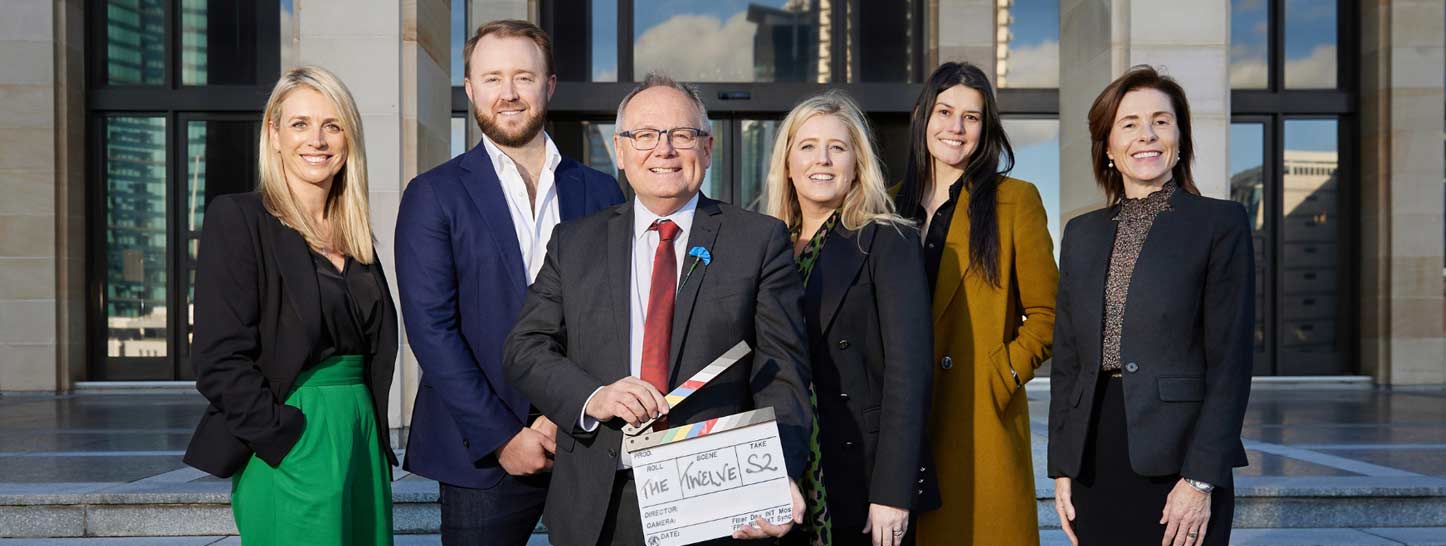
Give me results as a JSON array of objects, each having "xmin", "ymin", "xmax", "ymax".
[{"xmin": 617, "ymin": 127, "xmax": 709, "ymax": 150}]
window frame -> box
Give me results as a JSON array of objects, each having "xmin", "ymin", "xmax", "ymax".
[
  {"xmin": 86, "ymin": 0, "xmax": 280, "ymax": 380},
  {"xmin": 1229, "ymin": 0, "xmax": 1358, "ymax": 375}
]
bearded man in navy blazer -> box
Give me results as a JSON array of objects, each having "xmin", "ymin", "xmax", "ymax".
[
  {"xmin": 395, "ymin": 20, "xmax": 624, "ymax": 546},
  {"xmin": 503, "ymin": 74, "xmax": 811, "ymax": 546}
]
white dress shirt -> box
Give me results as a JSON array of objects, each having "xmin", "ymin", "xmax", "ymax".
[
  {"xmin": 481, "ymin": 132, "xmax": 563, "ymax": 284},
  {"xmin": 580, "ymin": 193, "xmax": 701, "ymax": 467}
]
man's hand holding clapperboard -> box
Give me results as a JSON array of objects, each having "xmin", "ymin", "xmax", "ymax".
[{"xmin": 622, "ymin": 341, "xmax": 802, "ymax": 546}]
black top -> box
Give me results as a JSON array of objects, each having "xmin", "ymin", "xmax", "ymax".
[
  {"xmin": 311, "ymin": 251, "xmax": 383, "ymax": 363},
  {"xmin": 913, "ymin": 177, "xmax": 965, "ymax": 290},
  {"xmin": 183, "ymin": 193, "xmax": 399, "ymax": 479}
]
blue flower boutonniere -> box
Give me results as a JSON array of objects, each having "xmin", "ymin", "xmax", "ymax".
[{"xmin": 678, "ymin": 246, "xmax": 712, "ymax": 294}]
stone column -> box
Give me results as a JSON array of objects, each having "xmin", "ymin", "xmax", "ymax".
[
  {"xmin": 0, "ymin": 0, "xmax": 83, "ymax": 392},
  {"xmin": 932, "ymin": 0, "xmax": 996, "ymax": 79},
  {"xmin": 1058, "ymin": 0, "xmax": 1230, "ymax": 224},
  {"xmin": 1359, "ymin": 0, "xmax": 1446, "ymax": 385},
  {"xmin": 395, "ymin": 0, "xmax": 454, "ymax": 425},
  {"xmin": 295, "ymin": 0, "xmax": 451, "ymax": 428}
]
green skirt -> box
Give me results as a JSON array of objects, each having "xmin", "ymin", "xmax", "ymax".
[{"xmin": 232, "ymin": 355, "xmax": 393, "ymax": 546}]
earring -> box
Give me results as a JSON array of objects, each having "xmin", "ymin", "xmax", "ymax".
[{"xmin": 1107, "ymin": 158, "xmax": 1114, "ymax": 168}]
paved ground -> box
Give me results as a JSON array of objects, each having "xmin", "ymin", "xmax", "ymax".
[{"xmin": 1, "ymin": 384, "xmax": 1443, "ymax": 544}]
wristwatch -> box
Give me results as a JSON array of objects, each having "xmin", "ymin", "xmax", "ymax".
[{"xmin": 1184, "ymin": 478, "xmax": 1214, "ymax": 494}]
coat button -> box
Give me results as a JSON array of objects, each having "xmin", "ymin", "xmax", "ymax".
[
  {"xmin": 843, "ymin": 441, "xmax": 855, "ymax": 449},
  {"xmin": 1125, "ymin": 362, "xmax": 1139, "ymax": 373},
  {"xmin": 941, "ymin": 356, "xmax": 953, "ymax": 370},
  {"xmin": 462, "ymin": 439, "xmax": 469, "ymax": 448},
  {"xmin": 917, "ymin": 478, "xmax": 925, "ymax": 484},
  {"xmin": 608, "ymin": 448, "xmax": 617, "ymax": 457},
  {"xmin": 919, "ymin": 466, "xmax": 927, "ymax": 472},
  {"xmin": 837, "ymin": 339, "xmax": 850, "ymax": 350},
  {"xmin": 917, "ymin": 489, "xmax": 925, "ymax": 495},
  {"xmin": 839, "ymin": 393, "xmax": 850, "ymax": 401}
]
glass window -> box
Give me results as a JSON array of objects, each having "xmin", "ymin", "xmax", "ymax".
[
  {"xmin": 180, "ymin": 0, "xmax": 264, "ymax": 85},
  {"xmin": 997, "ymin": 0, "xmax": 1059, "ymax": 88},
  {"xmin": 1229, "ymin": 122, "xmax": 1269, "ymax": 365},
  {"xmin": 1230, "ymin": 0, "xmax": 1269, "ymax": 89},
  {"xmin": 634, "ymin": 0, "xmax": 824, "ymax": 82},
  {"xmin": 593, "ymin": 0, "xmax": 619, "ymax": 81},
  {"xmin": 581, "ymin": 121, "xmax": 619, "ymax": 177},
  {"xmin": 452, "ymin": 0, "xmax": 467, "ymax": 86},
  {"xmin": 1280, "ymin": 119, "xmax": 1341, "ymax": 365},
  {"xmin": 851, "ymin": 0, "xmax": 920, "ymax": 82},
  {"xmin": 737, "ymin": 119, "xmax": 780, "ymax": 210},
  {"xmin": 104, "ymin": 116, "xmax": 169, "ymax": 358},
  {"xmin": 1000, "ymin": 118, "xmax": 1061, "ymax": 256},
  {"xmin": 451, "ymin": 115, "xmax": 467, "ymax": 159},
  {"xmin": 1284, "ymin": 0, "xmax": 1337, "ymax": 89},
  {"xmin": 183, "ymin": 119, "xmax": 259, "ymax": 357},
  {"xmin": 106, "ymin": 0, "xmax": 167, "ymax": 85}
]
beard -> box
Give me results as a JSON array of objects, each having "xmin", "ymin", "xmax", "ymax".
[{"xmin": 475, "ymin": 100, "xmax": 547, "ymax": 147}]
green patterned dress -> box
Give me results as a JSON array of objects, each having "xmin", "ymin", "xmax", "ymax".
[{"xmin": 794, "ymin": 211, "xmax": 840, "ymax": 546}]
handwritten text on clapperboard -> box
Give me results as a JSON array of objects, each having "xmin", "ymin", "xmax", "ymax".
[{"xmin": 630, "ymin": 418, "xmax": 792, "ymax": 546}]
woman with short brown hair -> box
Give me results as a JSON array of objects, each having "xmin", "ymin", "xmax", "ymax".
[{"xmin": 1048, "ymin": 65, "xmax": 1254, "ymax": 546}]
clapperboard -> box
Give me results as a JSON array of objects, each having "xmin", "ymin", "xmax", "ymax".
[{"xmin": 623, "ymin": 341, "xmax": 794, "ymax": 546}]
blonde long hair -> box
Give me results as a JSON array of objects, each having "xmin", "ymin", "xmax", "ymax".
[
  {"xmin": 764, "ymin": 91, "xmax": 908, "ymax": 232},
  {"xmin": 257, "ymin": 65, "xmax": 375, "ymax": 264}
]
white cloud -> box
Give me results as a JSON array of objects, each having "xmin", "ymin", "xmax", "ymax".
[
  {"xmin": 1284, "ymin": 45, "xmax": 1336, "ymax": 88},
  {"xmin": 634, "ymin": 12, "xmax": 756, "ymax": 81},
  {"xmin": 1002, "ymin": 39, "xmax": 1058, "ymax": 88},
  {"xmin": 1002, "ymin": 119, "xmax": 1059, "ymax": 149},
  {"xmin": 1229, "ymin": 44, "xmax": 1336, "ymax": 89}
]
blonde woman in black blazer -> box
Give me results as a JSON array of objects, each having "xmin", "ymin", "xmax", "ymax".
[
  {"xmin": 1047, "ymin": 66, "xmax": 1253, "ymax": 546},
  {"xmin": 764, "ymin": 91, "xmax": 938, "ymax": 546}
]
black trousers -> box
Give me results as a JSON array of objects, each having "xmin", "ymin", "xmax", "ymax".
[
  {"xmin": 1071, "ymin": 375, "xmax": 1234, "ymax": 546},
  {"xmin": 439, "ymin": 473, "xmax": 550, "ymax": 546}
]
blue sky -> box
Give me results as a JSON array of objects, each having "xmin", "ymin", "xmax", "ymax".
[{"xmin": 1009, "ymin": 0, "xmax": 1058, "ymax": 48}]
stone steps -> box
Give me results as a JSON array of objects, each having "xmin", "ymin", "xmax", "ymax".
[{"xmin": 3, "ymin": 476, "xmax": 1445, "ymax": 539}]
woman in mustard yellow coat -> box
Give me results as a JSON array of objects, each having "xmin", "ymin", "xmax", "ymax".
[{"xmin": 897, "ymin": 62, "xmax": 1057, "ymax": 546}]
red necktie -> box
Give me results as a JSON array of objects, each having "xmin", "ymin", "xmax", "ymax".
[{"xmin": 641, "ymin": 220, "xmax": 681, "ymax": 428}]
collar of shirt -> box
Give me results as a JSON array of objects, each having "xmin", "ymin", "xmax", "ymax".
[
  {"xmin": 632, "ymin": 192, "xmax": 700, "ymax": 242},
  {"xmin": 479, "ymin": 131, "xmax": 563, "ymax": 188}
]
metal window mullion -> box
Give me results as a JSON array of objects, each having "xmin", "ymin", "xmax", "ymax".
[{"xmin": 618, "ymin": 0, "xmax": 634, "ymax": 82}]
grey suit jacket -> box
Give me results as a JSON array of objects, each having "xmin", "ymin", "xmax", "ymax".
[{"xmin": 503, "ymin": 195, "xmax": 812, "ymax": 546}]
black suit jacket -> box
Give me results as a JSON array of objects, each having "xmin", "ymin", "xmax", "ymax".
[
  {"xmin": 503, "ymin": 196, "xmax": 812, "ymax": 546},
  {"xmin": 804, "ymin": 222, "xmax": 940, "ymax": 532},
  {"xmin": 1047, "ymin": 189, "xmax": 1253, "ymax": 488},
  {"xmin": 183, "ymin": 193, "xmax": 399, "ymax": 478}
]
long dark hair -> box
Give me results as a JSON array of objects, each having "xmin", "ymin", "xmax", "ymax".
[{"xmin": 898, "ymin": 62, "xmax": 1014, "ymax": 287}]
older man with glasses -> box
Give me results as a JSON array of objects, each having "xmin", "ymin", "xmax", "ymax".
[{"xmin": 503, "ymin": 73, "xmax": 812, "ymax": 546}]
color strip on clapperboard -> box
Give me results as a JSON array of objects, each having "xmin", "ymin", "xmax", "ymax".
[
  {"xmin": 626, "ymin": 407, "xmax": 776, "ymax": 452},
  {"xmin": 622, "ymin": 340, "xmax": 752, "ymax": 437}
]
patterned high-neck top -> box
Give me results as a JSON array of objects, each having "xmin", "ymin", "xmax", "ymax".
[{"xmin": 1101, "ymin": 180, "xmax": 1177, "ymax": 372}]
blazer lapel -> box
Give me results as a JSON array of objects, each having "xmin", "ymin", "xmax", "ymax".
[
  {"xmin": 667, "ymin": 196, "xmax": 722, "ymax": 387},
  {"xmin": 1078, "ymin": 212, "xmax": 1117, "ymax": 369},
  {"xmin": 932, "ymin": 202, "xmax": 971, "ymax": 322},
  {"xmin": 607, "ymin": 203, "xmax": 634, "ymax": 378},
  {"xmin": 1122, "ymin": 191, "xmax": 1187, "ymax": 346},
  {"xmin": 458, "ymin": 144, "xmax": 527, "ymax": 290},
  {"xmin": 816, "ymin": 224, "xmax": 871, "ymax": 335},
  {"xmin": 555, "ymin": 158, "xmax": 586, "ymax": 221},
  {"xmin": 272, "ymin": 224, "xmax": 323, "ymax": 363}
]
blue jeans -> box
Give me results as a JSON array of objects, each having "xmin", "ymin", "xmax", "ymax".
[{"xmin": 439, "ymin": 472, "xmax": 550, "ymax": 546}]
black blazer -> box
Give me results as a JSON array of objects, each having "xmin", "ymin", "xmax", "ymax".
[
  {"xmin": 503, "ymin": 196, "xmax": 813, "ymax": 546},
  {"xmin": 804, "ymin": 222, "xmax": 940, "ymax": 532},
  {"xmin": 1047, "ymin": 189, "xmax": 1253, "ymax": 488},
  {"xmin": 183, "ymin": 193, "xmax": 399, "ymax": 478}
]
